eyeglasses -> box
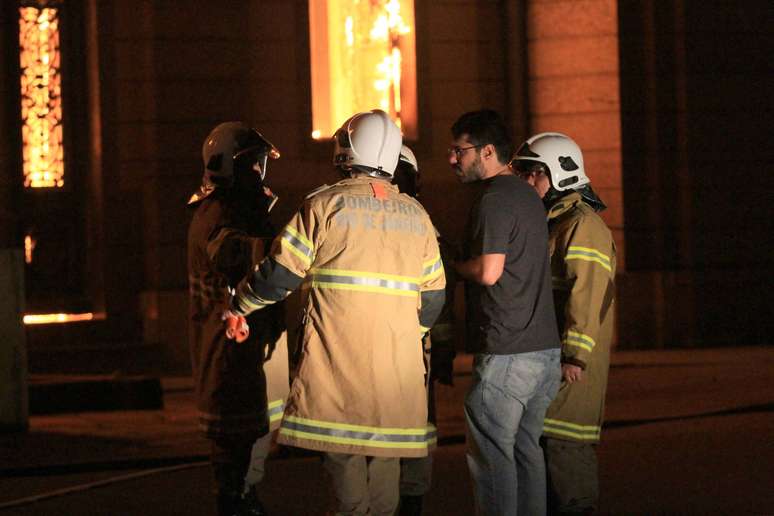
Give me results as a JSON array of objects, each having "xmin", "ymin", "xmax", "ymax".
[{"xmin": 447, "ymin": 144, "xmax": 484, "ymax": 160}]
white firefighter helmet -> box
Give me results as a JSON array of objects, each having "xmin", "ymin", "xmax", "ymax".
[
  {"xmin": 511, "ymin": 132, "xmax": 589, "ymax": 192},
  {"xmin": 333, "ymin": 109, "xmax": 402, "ymax": 178},
  {"xmin": 189, "ymin": 121, "xmax": 280, "ymax": 205},
  {"xmin": 398, "ymin": 144, "xmax": 418, "ymax": 173}
]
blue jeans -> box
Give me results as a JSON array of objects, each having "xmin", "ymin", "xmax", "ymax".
[{"xmin": 465, "ymin": 349, "xmax": 561, "ymax": 516}]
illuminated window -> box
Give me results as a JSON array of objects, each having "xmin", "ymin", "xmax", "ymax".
[
  {"xmin": 19, "ymin": 4, "xmax": 64, "ymax": 188},
  {"xmin": 309, "ymin": 0, "xmax": 417, "ymax": 140}
]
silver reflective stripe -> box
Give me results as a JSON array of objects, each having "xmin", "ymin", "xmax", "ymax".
[
  {"xmin": 282, "ymin": 419, "xmax": 427, "ymax": 443},
  {"xmin": 283, "ymin": 230, "xmax": 314, "ymax": 259},
  {"xmin": 311, "ymin": 271, "xmax": 419, "ymax": 293},
  {"xmin": 423, "ymin": 258, "xmax": 442, "ymax": 276},
  {"xmin": 268, "ymin": 400, "xmax": 285, "ymax": 421}
]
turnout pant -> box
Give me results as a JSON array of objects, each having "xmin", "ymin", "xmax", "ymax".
[
  {"xmin": 323, "ymin": 452, "xmax": 401, "ymax": 516},
  {"xmin": 543, "ymin": 437, "xmax": 599, "ymax": 514},
  {"xmin": 211, "ymin": 432, "xmax": 261, "ymax": 515}
]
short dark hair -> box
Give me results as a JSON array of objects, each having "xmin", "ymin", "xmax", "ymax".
[{"xmin": 451, "ymin": 109, "xmax": 512, "ymax": 165}]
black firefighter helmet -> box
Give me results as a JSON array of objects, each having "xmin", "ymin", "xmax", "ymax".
[{"xmin": 188, "ymin": 121, "xmax": 280, "ymax": 205}]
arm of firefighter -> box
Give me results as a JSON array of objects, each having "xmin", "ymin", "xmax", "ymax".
[
  {"xmin": 419, "ymin": 230, "xmax": 446, "ymax": 333},
  {"xmin": 206, "ymin": 226, "xmax": 270, "ymax": 285},
  {"xmin": 232, "ymin": 256, "xmax": 304, "ymax": 315},
  {"xmin": 232, "ymin": 203, "xmax": 321, "ymax": 316},
  {"xmin": 561, "ymin": 218, "xmax": 616, "ymax": 369}
]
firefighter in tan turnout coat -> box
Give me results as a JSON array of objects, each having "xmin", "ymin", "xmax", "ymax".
[
  {"xmin": 513, "ymin": 133, "xmax": 616, "ymax": 515},
  {"xmin": 226, "ymin": 110, "xmax": 446, "ymax": 516},
  {"xmin": 187, "ymin": 122, "xmax": 288, "ymax": 516}
]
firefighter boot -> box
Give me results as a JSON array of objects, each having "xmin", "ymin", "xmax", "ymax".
[
  {"xmin": 216, "ymin": 490, "xmax": 242, "ymax": 516},
  {"xmin": 238, "ymin": 487, "xmax": 267, "ymax": 516}
]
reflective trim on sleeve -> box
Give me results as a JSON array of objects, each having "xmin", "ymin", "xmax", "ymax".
[
  {"xmin": 565, "ymin": 330, "xmax": 596, "ymax": 353},
  {"xmin": 281, "ymin": 226, "xmax": 315, "ymax": 266},
  {"xmin": 233, "ymin": 281, "xmax": 276, "ymax": 314},
  {"xmin": 279, "ymin": 415, "xmax": 430, "ymax": 450},
  {"xmin": 309, "ymin": 268, "xmax": 420, "ymax": 298},
  {"xmin": 422, "ymin": 255, "xmax": 444, "ymax": 282},
  {"xmin": 543, "ymin": 418, "xmax": 601, "ymax": 441},
  {"xmin": 566, "ymin": 246, "xmax": 612, "ymax": 272},
  {"xmin": 268, "ymin": 399, "xmax": 285, "ymax": 424}
]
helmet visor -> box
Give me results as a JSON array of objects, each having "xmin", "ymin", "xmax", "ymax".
[{"xmin": 233, "ymin": 129, "xmax": 281, "ymax": 161}]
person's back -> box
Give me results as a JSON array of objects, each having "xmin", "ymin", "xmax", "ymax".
[
  {"xmin": 229, "ymin": 110, "xmax": 446, "ymax": 515},
  {"xmin": 275, "ymin": 175, "xmax": 442, "ymax": 453}
]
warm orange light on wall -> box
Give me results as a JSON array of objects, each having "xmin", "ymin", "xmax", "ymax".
[
  {"xmin": 19, "ymin": 6, "xmax": 64, "ymax": 188},
  {"xmin": 24, "ymin": 234, "xmax": 35, "ymax": 264},
  {"xmin": 309, "ymin": 0, "xmax": 417, "ymax": 140},
  {"xmin": 23, "ymin": 312, "xmax": 102, "ymax": 325}
]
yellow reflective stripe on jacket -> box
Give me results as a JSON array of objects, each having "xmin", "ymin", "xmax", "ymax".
[
  {"xmin": 268, "ymin": 399, "xmax": 285, "ymax": 424},
  {"xmin": 422, "ymin": 255, "xmax": 444, "ymax": 282},
  {"xmin": 544, "ymin": 418, "xmax": 601, "ymax": 441},
  {"xmin": 279, "ymin": 415, "xmax": 429, "ymax": 449},
  {"xmin": 233, "ymin": 282, "xmax": 276, "ymax": 313},
  {"xmin": 425, "ymin": 423, "xmax": 438, "ymax": 446},
  {"xmin": 565, "ymin": 330, "xmax": 595, "ymax": 352},
  {"xmin": 566, "ymin": 246, "xmax": 612, "ymax": 272},
  {"xmin": 309, "ymin": 268, "xmax": 420, "ymax": 298},
  {"xmin": 281, "ymin": 226, "xmax": 315, "ymax": 266}
]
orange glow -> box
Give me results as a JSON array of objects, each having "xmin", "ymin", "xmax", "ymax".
[
  {"xmin": 23, "ymin": 312, "xmax": 105, "ymax": 325},
  {"xmin": 309, "ymin": 0, "xmax": 417, "ymax": 139},
  {"xmin": 19, "ymin": 6, "xmax": 64, "ymax": 188},
  {"xmin": 24, "ymin": 235, "xmax": 36, "ymax": 264}
]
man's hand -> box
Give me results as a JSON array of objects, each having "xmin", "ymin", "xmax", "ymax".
[
  {"xmin": 222, "ymin": 310, "xmax": 250, "ymax": 343},
  {"xmin": 562, "ymin": 364, "xmax": 584, "ymax": 384},
  {"xmin": 454, "ymin": 253, "xmax": 505, "ymax": 286}
]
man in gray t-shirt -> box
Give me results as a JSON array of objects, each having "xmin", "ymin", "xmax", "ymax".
[
  {"xmin": 463, "ymin": 172, "xmax": 559, "ymax": 355},
  {"xmin": 450, "ymin": 109, "xmax": 561, "ymax": 516}
]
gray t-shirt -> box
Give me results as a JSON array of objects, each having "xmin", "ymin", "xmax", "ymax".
[{"xmin": 463, "ymin": 174, "xmax": 560, "ymax": 354}]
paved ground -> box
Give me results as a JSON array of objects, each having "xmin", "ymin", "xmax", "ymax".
[{"xmin": 1, "ymin": 346, "xmax": 772, "ymax": 515}]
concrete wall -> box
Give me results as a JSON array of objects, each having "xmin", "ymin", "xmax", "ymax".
[
  {"xmin": 525, "ymin": 0, "xmax": 624, "ymax": 265},
  {"xmin": 3, "ymin": 1, "xmax": 769, "ymax": 375},
  {"xmin": 618, "ymin": 0, "xmax": 773, "ymax": 347},
  {"xmin": 94, "ymin": 0, "xmax": 527, "ymax": 370}
]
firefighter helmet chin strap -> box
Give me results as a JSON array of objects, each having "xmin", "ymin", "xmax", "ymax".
[
  {"xmin": 577, "ymin": 184, "xmax": 607, "ymax": 212},
  {"xmin": 253, "ymin": 154, "xmax": 269, "ymax": 181},
  {"xmin": 545, "ymin": 184, "xmax": 607, "ymax": 213}
]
